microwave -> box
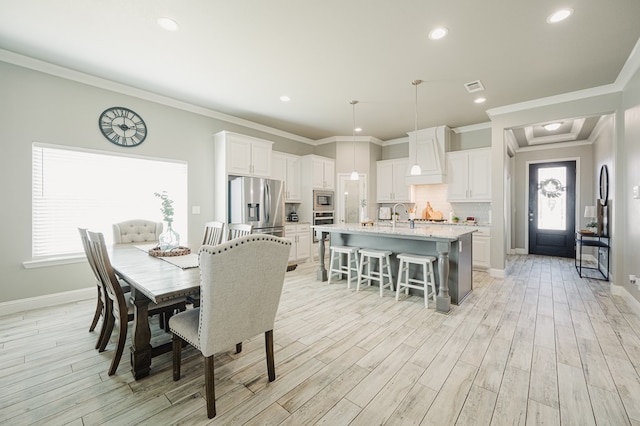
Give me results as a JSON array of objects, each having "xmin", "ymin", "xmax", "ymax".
[{"xmin": 313, "ymin": 190, "xmax": 334, "ymax": 211}]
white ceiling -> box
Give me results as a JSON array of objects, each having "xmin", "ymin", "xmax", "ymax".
[{"xmin": 1, "ymin": 0, "xmax": 639, "ymax": 142}]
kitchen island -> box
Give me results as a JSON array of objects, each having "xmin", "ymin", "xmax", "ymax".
[{"xmin": 313, "ymin": 223, "xmax": 475, "ymax": 313}]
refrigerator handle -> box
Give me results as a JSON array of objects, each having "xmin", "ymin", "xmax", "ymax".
[{"xmin": 265, "ymin": 181, "xmax": 270, "ymax": 223}]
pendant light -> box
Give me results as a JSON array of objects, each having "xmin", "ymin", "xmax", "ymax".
[
  {"xmin": 410, "ymin": 80, "xmax": 422, "ymax": 176},
  {"xmin": 350, "ymin": 100, "xmax": 360, "ymax": 181}
]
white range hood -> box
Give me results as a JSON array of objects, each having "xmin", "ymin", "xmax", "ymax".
[{"xmin": 405, "ymin": 125, "xmax": 450, "ymax": 185}]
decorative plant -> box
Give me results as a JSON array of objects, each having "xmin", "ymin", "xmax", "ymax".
[
  {"xmin": 154, "ymin": 191, "xmax": 174, "ymax": 224},
  {"xmin": 452, "ymin": 216, "xmax": 460, "ymax": 222},
  {"xmin": 586, "ymin": 221, "xmax": 597, "ymax": 228}
]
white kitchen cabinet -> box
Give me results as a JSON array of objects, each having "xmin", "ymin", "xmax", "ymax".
[
  {"xmin": 272, "ymin": 152, "xmax": 301, "ymax": 202},
  {"xmin": 446, "ymin": 148, "xmax": 491, "ymax": 202},
  {"xmin": 302, "ymin": 155, "xmax": 335, "ymax": 190},
  {"xmin": 285, "ymin": 223, "xmax": 310, "ymax": 263},
  {"xmin": 376, "ymin": 158, "xmax": 412, "ymax": 202},
  {"xmin": 471, "ymin": 226, "xmax": 491, "ymax": 269},
  {"xmin": 215, "ymin": 131, "xmax": 272, "ymax": 178}
]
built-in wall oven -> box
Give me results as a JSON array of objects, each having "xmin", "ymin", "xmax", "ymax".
[{"xmin": 313, "ymin": 211, "xmax": 334, "ymax": 242}]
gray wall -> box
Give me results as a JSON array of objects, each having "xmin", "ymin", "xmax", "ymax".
[
  {"xmin": 622, "ymin": 65, "xmax": 640, "ymax": 300},
  {"xmin": 450, "ymin": 127, "xmax": 491, "ymax": 151},
  {"xmin": 0, "ymin": 60, "xmax": 308, "ymax": 303}
]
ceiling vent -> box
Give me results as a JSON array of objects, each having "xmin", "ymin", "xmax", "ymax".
[{"xmin": 464, "ymin": 80, "xmax": 485, "ymax": 93}]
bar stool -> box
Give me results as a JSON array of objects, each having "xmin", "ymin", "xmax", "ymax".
[
  {"xmin": 395, "ymin": 253, "xmax": 437, "ymax": 308},
  {"xmin": 357, "ymin": 249, "xmax": 394, "ymax": 297},
  {"xmin": 328, "ymin": 246, "xmax": 360, "ymax": 288}
]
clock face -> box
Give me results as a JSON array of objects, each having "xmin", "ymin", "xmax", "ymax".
[{"xmin": 99, "ymin": 107, "xmax": 147, "ymax": 147}]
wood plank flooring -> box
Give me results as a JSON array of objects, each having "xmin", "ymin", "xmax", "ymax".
[{"xmin": 2, "ymin": 255, "xmax": 640, "ymax": 425}]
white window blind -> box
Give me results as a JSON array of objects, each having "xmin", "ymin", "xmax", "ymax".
[{"xmin": 32, "ymin": 143, "xmax": 188, "ymax": 258}]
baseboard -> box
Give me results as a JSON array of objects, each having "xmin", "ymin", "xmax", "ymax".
[
  {"xmin": 490, "ymin": 268, "xmax": 505, "ymax": 278},
  {"xmin": 610, "ymin": 283, "xmax": 640, "ymax": 317},
  {"xmin": 0, "ymin": 287, "xmax": 95, "ymax": 317},
  {"xmin": 515, "ymin": 248, "xmax": 527, "ymax": 255}
]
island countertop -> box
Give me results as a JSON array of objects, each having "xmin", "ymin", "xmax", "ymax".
[{"xmin": 312, "ymin": 223, "xmax": 476, "ymax": 241}]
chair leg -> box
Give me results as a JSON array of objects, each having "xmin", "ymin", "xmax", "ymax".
[
  {"xmin": 204, "ymin": 355, "xmax": 217, "ymax": 418},
  {"xmin": 108, "ymin": 310, "xmax": 128, "ymax": 376},
  {"xmin": 265, "ymin": 330, "xmax": 276, "ymax": 382},
  {"xmin": 236, "ymin": 342, "xmax": 243, "ymax": 353},
  {"xmin": 172, "ymin": 333, "xmax": 182, "ymax": 381},
  {"xmin": 89, "ymin": 286, "xmax": 102, "ymax": 332},
  {"xmin": 98, "ymin": 300, "xmax": 115, "ymax": 352}
]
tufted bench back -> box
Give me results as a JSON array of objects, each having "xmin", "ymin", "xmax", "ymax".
[{"xmin": 112, "ymin": 219, "xmax": 163, "ymax": 244}]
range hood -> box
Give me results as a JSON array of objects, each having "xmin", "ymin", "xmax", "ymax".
[{"xmin": 405, "ymin": 125, "xmax": 450, "ymax": 185}]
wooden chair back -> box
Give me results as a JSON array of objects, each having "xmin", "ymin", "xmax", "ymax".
[
  {"xmin": 227, "ymin": 223, "xmax": 253, "ymax": 241},
  {"xmin": 202, "ymin": 221, "xmax": 225, "ymax": 246}
]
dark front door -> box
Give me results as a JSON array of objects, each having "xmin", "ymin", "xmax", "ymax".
[{"xmin": 528, "ymin": 161, "xmax": 576, "ymax": 258}]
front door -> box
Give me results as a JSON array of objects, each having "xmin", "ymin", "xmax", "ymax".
[{"xmin": 528, "ymin": 161, "xmax": 576, "ymax": 258}]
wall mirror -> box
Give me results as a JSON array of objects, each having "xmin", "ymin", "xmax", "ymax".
[{"xmin": 599, "ymin": 165, "xmax": 609, "ymax": 206}]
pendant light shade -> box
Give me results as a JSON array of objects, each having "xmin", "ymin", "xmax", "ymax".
[
  {"xmin": 350, "ymin": 100, "xmax": 359, "ymax": 181},
  {"xmin": 410, "ymin": 80, "xmax": 422, "ymax": 176}
]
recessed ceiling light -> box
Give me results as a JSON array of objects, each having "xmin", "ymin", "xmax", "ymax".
[
  {"xmin": 429, "ymin": 27, "xmax": 448, "ymax": 40},
  {"xmin": 474, "ymin": 97, "xmax": 486, "ymax": 104},
  {"xmin": 157, "ymin": 17, "xmax": 179, "ymax": 31},
  {"xmin": 279, "ymin": 95, "xmax": 291, "ymax": 102},
  {"xmin": 547, "ymin": 8, "xmax": 573, "ymax": 23},
  {"xmin": 355, "ymin": 127, "xmax": 362, "ymax": 132},
  {"xmin": 544, "ymin": 122, "xmax": 562, "ymax": 131}
]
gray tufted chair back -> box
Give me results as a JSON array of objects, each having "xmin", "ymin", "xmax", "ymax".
[
  {"xmin": 198, "ymin": 234, "xmax": 290, "ymax": 356},
  {"xmin": 112, "ymin": 219, "xmax": 163, "ymax": 244}
]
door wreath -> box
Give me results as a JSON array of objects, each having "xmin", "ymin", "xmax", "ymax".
[{"xmin": 539, "ymin": 178, "xmax": 565, "ymax": 198}]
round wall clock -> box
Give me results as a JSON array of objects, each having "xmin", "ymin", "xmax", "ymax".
[{"xmin": 99, "ymin": 107, "xmax": 147, "ymax": 147}]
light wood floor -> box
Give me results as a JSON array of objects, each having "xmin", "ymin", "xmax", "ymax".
[{"xmin": 2, "ymin": 255, "xmax": 640, "ymax": 425}]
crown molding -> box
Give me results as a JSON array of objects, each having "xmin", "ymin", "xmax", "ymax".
[{"xmin": 0, "ymin": 49, "xmax": 315, "ymax": 145}]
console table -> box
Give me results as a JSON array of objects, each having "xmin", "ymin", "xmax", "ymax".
[{"xmin": 575, "ymin": 231, "xmax": 609, "ymax": 280}]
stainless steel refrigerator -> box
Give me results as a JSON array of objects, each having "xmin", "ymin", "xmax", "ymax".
[{"xmin": 228, "ymin": 176, "xmax": 285, "ymax": 237}]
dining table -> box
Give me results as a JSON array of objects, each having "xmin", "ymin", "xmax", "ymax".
[{"xmin": 109, "ymin": 243, "xmax": 201, "ymax": 379}]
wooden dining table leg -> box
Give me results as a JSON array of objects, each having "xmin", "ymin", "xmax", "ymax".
[{"xmin": 129, "ymin": 288, "xmax": 152, "ymax": 379}]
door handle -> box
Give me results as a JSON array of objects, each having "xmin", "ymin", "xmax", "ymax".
[{"xmin": 529, "ymin": 211, "xmax": 534, "ymax": 222}]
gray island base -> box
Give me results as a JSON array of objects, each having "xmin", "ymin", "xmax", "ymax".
[{"xmin": 312, "ymin": 224, "xmax": 475, "ymax": 314}]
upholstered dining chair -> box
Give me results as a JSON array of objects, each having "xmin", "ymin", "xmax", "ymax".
[
  {"xmin": 169, "ymin": 234, "xmax": 291, "ymax": 418},
  {"xmin": 202, "ymin": 221, "xmax": 225, "ymax": 246},
  {"xmin": 112, "ymin": 219, "xmax": 163, "ymax": 244},
  {"xmin": 87, "ymin": 230, "xmax": 187, "ymax": 376},
  {"xmin": 226, "ymin": 223, "xmax": 253, "ymax": 241},
  {"xmin": 78, "ymin": 228, "xmax": 130, "ymax": 348}
]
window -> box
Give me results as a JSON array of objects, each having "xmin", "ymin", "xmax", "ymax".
[{"xmin": 32, "ymin": 143, "xmax": 187, "ymax": 258}]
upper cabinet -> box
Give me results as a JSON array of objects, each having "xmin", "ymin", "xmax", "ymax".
[
  {"xmin": 272, "ymin": 152, "xmax": 301, "ymax": 202},
  {"xmin": 405, "ymin": 125, "xmax": 450, "ymax": 185},
  {"xmin": 214, "ymin": 131, "xmax": 272, "ymax": 178},
  {"xmin": 377, "ymin": 158, "xmax": 412, "ymax": 203},
  {"xmin": 302, "ymin": 155, "xmax": 335, "ymax": 190},
  {"xmin": 446, "ymin": 147, "xmax": 492, "ymax": 202}
]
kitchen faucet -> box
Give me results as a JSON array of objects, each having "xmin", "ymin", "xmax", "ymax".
[{"xmin": 392, "ymin": 203, "xmax": 408, "ymax": 228}]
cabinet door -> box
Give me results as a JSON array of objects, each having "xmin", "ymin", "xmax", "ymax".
[
  {"xmin": 271, "ymin": 153, "xmax": 286, "ymax": 182},
  {"xmin": 323, "ymin": 160, "xmax": 335, "ymax": 190},
  {"xmin": 227, "ymin": 137, "xmax": 252, "ymax": 175},
  {"xmin": 392, "ymin": 159, "xmax": 411, "ymax": 202},
  {"xmin": 285, "ymin": 225, "xmax": 296, "ymax": 262},
  {"xmin": 472, "ymin": 235, "xmax": 490, "ymax": 269},
  {"xmin": 376, "ymin": 161, "xmax": 394, "ymax": 202},
  {"xmin": 446, "ymin": 153, "xmax": 469, "ymax": 201},
  {"xmin": 286, "ymin": 157, "xmax": 301, "ymax": 201},
  {"xmin": 296, "ymin": 225, "xmax": 311, "ymax": 260},
  {"xmin": 468, "ymin": 150, "xmax": 491, "ymax": 201},
  {"xmin": 251, "ymin": 142, "xmax": 271, "ymax": 177},
  {"xmin": 311, "ymin": 159, "xmax": 325, "ymax": 189}
]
